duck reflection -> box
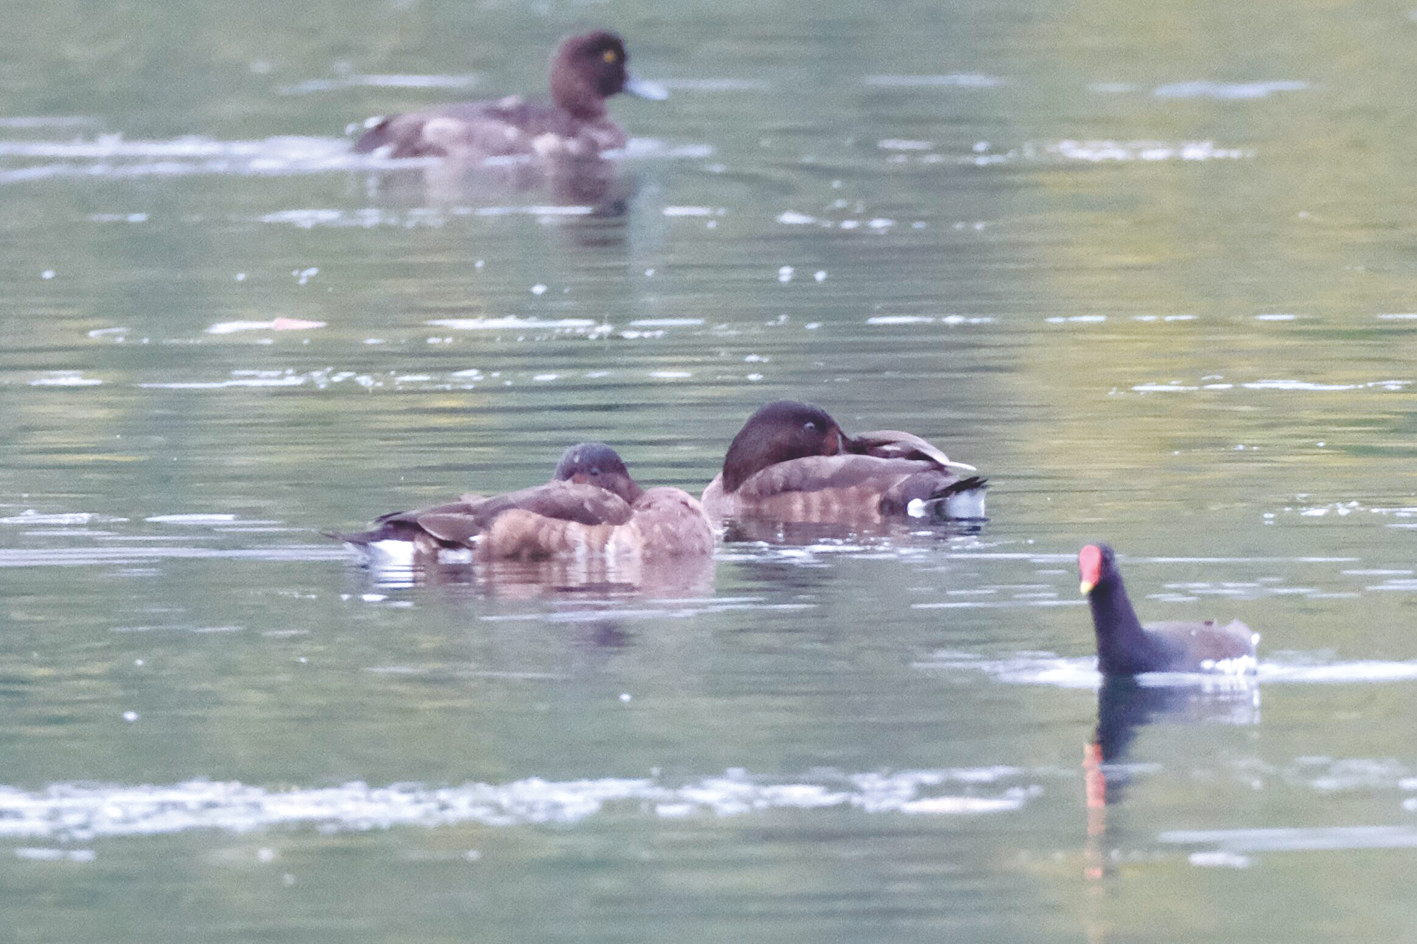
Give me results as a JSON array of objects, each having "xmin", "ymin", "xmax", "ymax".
[
  {"xmin": 1083, "ymin": 675, "xmax": 1259, "ymax": 879},
  {"xmin": 357, "ymin": 548, "xmax": 716, "ymax": 600},
  {"xmin": 358, "ymin": 154, "xmax": 637, "ymax": 243},
  {"xmin": 719, "ymin": 515, "xmax": 983, "ymax": 547}
]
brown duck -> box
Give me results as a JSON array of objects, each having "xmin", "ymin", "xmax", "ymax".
[
  {"xmin": 328, "ymin": 443, "xmax": 713, "ymax": 564},
  {"xmin": 700, "ymin": 400, "xmax": 987, "ymax": 524},
  {"xmin": 351, "ymin": 30, "xmax": 667, "ymax": 160}
]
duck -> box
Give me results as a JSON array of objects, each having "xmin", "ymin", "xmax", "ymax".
[
  {"xmin": 351, "ymin": 30, "xmax": 667, "ymax": 160},
  {"xmin": 1078, "ymin": 543, "xmax": 1259, "ymax": 676},
  {"xmin": 699, "ymin": 400, "xmax": 987, "ymax": 524},
  {"xmin": 327, "ymin": 442, "xmax": 713, "ymax": 564}
]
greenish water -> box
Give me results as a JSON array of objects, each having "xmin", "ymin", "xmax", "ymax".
[{"xmin": 3, "ymin": 1, "xmax": 1417, "ymax": 941}]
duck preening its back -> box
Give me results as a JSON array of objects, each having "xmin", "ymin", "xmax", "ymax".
[
  {"xmin": 327, "ymin": 443, "xmax": 712, "ymax": 564},
  {"xmin": 700, "ymin": 400, "xmax": 987, "ymax": 524}
]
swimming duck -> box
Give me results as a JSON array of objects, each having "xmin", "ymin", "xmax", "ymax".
[
  {"xmin": 328, "ymin": 442, "xmax": 713, "ymax": 564},
  {"xmin": 352, "ymin": 30, "xmax": 667, "ymax": 160},
  {"xmin": 699, "ymin": 400, "xmax": 987, "ymax": 524},
  {"xmin": 1078, "ymin": 543, "xmax": 1259, "ymax": 675}
]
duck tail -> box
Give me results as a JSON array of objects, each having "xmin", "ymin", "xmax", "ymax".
[
  {"xmin": 321, "ymin": 528, "xmax": 375, "ymax": 546},
  {"xmin": 923, "ymin": 475, "xmax": 988, "ymax": 520}
]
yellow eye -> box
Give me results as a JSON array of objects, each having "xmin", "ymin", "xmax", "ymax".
[{"xmin": 603, "ymin": 49, "xmax": 617, "ymax": 63}]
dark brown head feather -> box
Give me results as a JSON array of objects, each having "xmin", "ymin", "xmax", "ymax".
[
  {"xmin": 720, "ymin": 400, "xmax": 845, "ymax": 493},
  {"xmin": 550, "ymin": 30, "xmax": 631, "ymax": 119}
]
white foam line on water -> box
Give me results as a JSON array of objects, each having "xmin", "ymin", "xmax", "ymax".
[
  {"xmin": 655, "ymin": 78, "xmax": 770, "ymax": 92},
  {"xmin": 1048, "ymin": 139, "xmax": 1251, "ymax": 162},
  {"xmin": 1160, "ymin": 825, "xmax": 1417, "ymax": 853},
  {"xmin": 0, "ymin": 512, "xmax": 128, "ymax": 526},
  {"xmin": 426, "ymin": 317, "xmax": 601, "ymax": 330},
  {"xmin": 0, "ymin": 770, "xmax": 1039, "ymax": 840},
  {"xmin": 0, "ymin": 135, "xmax": 443, "ymax": 183},
  {"xmin": 917, "ymin": 651, "xmax": 1417, "ymax": 688},
  {"xmin": 1152, "ymin": 79, "xmax": 1309, "ymax": 100},
  {"xmin": 1261, "ymin": 661, "xmax": 1417, "ymax": 683},
  {"xmin": 0, "ymin": 116, "xmax": 102, "ymax": 128},
  {"xmin": 472, "ymin": 205, "xmax": 596, "ymax": 217},
  {"xmin": 912, "ymin": 600, "xmax": 1083, "ymax": 610},
  {"xmin": 1135, "ymin": 378, "xmax": 1409, "ymax": 394},
  {"xmin": 661, "ymin": 206, "xmax": 725, "ymax": 217},
  {"xmin": 138, "ymin": 375, "xmax": 309, "ymax": 390},
  {"xmin": 864, "ymin": 74, "xmax": 1005, "ymax": 88},
  {"xmin": 1243, "ymin": 379, "xmax": 1409, "ymax": 391},
  {"xmin": 279, "ymin": 73, "xmax": 480, "ymax": 95},
  {"xmin": 0, "ymin": 546, "xmax": 349, "ymax": 567}
]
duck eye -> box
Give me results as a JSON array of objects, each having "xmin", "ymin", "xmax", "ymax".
[
  {"xmin": 803, "ymin": 421, "xmax": 817, "ymax": 431},
  {"xmin": 603, "ymin": 49, "xmax": 618, "ymax": 63}
]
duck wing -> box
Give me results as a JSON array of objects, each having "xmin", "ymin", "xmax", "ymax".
[
  {"xmin": 354, "ymin": 97, "xmax": 591, "ymax": 159},
  {"xmin": 626, "ymin": 487, "xmax": 716, "ymax": 557},
  {"xmin": 850, "ymin": 429, "xmax": 976, "ymax": 472},
  {"xmin": 479, "ymin": 487, "xmax": 710, "ymax": 562},
  {"xmin": 325, "ymin": 498, "xmax": 483, "ymax": 546},
  {"xmin": 736, "ymin": 454, "xmax": 925, "ymax": 499},
  {"xmin": 327, "ymin": 481, "xmax": 632, "ymax": 549},
  {"xmin": 716, "ymin": 455, "xmax": 924, "ymax": 522},
  {"xmin": 465, "ymin": 480, "xmax": 635, "ymax": 529},
  {"xmin": 354, "ymin": 98, "xmax": 528, "ymax": 158}
]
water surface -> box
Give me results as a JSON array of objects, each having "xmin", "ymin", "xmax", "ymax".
[{"xmin": 4, "ymin": 0, "xmax": 1417, "ymax": 941}]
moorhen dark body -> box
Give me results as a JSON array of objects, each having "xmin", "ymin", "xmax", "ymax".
[{"xmin": 1078, "ymin": 543, "xmax": 1258, "ymax": 676}]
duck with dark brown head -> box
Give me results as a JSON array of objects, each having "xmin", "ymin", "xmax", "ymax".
[
  {"xmin": 327, "ymin": 442, "xmax": 712, "ymax": 566},
  {"xmin": 701, "ymin": 400, "xmax": 987, "ymax": 526},
  {"xmin": 352, "ymin": 30, "xmax": 667, "ymax": 161}
]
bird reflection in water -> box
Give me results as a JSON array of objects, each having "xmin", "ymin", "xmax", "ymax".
[
  {"xmin": 720, "ymin": 515, "xmax": 984, "ymax": 548},
  {"xmin": 359, "ymin": 550, "xmax": 716, "ymax": 600},
  {"xmin": 357, "ymin": 153, "xmax": 638, "ymax": 245},
  {"xmin": 1083, "ymin": 674, "xmax": 1259, "ymax": 881}
]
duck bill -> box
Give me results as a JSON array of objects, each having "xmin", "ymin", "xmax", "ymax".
[
  {"xmin": 623, "ymin": 74, "xmax": 669, "ymax": 101},
  {"xmin": 1079, "ymin": 579, "xmax": 1097, "ymax": 595}
]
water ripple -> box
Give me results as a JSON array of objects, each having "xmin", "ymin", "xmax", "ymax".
[{"xmin": 0, "ymin": 769, "xmax": 1041, "ymax": 841}]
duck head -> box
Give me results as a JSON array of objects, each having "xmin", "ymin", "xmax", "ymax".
[
  {"xmin": 555, "ymin": 442, "xmax": 644, "ymax": 503},
  {"xmin": 720, "ymin": 400, "xmax": 847, "ymax": 493},
  {"xmin": 550, "ymin": 30, "xmax": 668, "ymax": 120}
]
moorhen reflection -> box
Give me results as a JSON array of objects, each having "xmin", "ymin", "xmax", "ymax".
[{"xmin": 1083, "ymin": 673, "xmax": 1260, "ymax": 879}]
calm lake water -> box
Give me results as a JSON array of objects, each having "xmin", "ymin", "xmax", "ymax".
[{"xmin": 4, "ymin": 0, "xmax": 1417, "ymax": 940}]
